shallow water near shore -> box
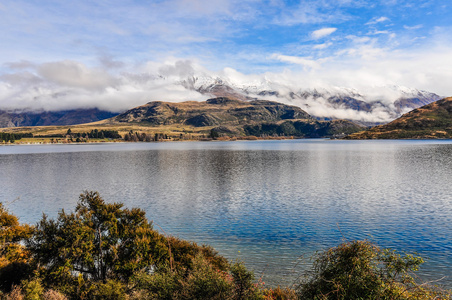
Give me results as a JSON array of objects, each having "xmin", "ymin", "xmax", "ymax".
[{"xmin": 1, "ymin": 139, "xmax": 452, "ymax": 287}]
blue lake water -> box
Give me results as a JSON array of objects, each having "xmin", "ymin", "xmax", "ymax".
[{"xmin": 1, "ymin": 139, "xmax": 451, "ymax": 287}]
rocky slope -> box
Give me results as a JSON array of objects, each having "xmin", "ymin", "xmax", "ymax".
[
  {"xmin": 106, "ymin": 97, "xmax": 365, "ymax": 138},
  {"xmin": 345, "ymin": 97, "xmax": 452, "ymax": 139},
  {"xmin": 111, "ymin": 97, "xmax": 311, "ymax": 125}
]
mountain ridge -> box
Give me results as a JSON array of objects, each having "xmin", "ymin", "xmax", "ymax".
[
  {"xmin": 179, "ymin": 75, "xmax": 442, "ymax": 124},
  {"xmin": 108, "ymin": 97, "xmax": 311, "ymax": 126},
  {"xmin": 101, "ymin": 97, "xmax": 366, "ymax": 138},
  {"xmin": 345, "ymin": 97, "xmax": 452, "ymax": 139}
]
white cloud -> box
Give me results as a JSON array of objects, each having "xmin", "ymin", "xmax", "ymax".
[
  {"xmin": 313, "ymin": 42, "xmax": 333, "ymax": 50},
  {"xmin": 0, "ymin": 60, "xmax": 208, "ymax": 112},
  {"xmin": 369, "ymin": 30, "xmax": 390, "ymax": 35},
  {"xmin": 404, "ymin": 24, "xmax": 423, "ymax": 30},
  {"xmin": 270, "ymin": 54, "xmax": 321, "ymax": 69},
  {"xmin": 271, "ymin": 1, "xmax": 351, "ymax": 26},
  {"xmin": 37, "ymin": 61, "xmax": 117, "ymax": 91},
  {"xmin": 345, "ymin": 35, "xmax": 372, "ymax": 43},
  {"xmin": 311, "ymin": 27, "xmax": 337, "ymax": 39},
  {"xmin": 366, "ymin": 16, "xmax": 389, "ymax": 25}
]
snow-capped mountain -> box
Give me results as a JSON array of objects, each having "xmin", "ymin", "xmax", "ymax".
[
  {"xmin": 0, "ymin": 66, "xmax": 442, "ymax": 127},
  {"xmin": 179, "ymin": 75, "xmax": 441, "ymax": 125}
]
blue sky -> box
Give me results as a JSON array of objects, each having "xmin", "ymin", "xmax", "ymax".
[{"xmin": 0, "ymin": 0, "xmax": 452, "ymax": 112}]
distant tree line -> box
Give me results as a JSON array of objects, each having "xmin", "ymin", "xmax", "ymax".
[
  {"xmin": 0, "ymin": 132, "xmax": 33, "ymax": 142},
  {"xmin": 124, "ymin": 130, "xmax": 171, "ymax": 142},
  {"xmin": 66, "ymin": 128, "xmax": 122, "ymax": 140}
]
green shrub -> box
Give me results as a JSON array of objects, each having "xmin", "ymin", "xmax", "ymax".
[
  {"xmin": 21, "ymin": 278, "xmax": 43, "ymax": 300},
  {"xmin": 133, "ymin": 254, "xmax": 233, "ymax": 300},
  {"xmin": 167, "ymin": 236, "xmax": 229, "ymax": 272},
  {"xmin": 91, "ymin": 280, "xmax": 126, "ymax": 300},
  {"xmin": 230, "ymin": 261, "xmax": 262, "ymax": 300},
  {"xmin": 179, "ymin": 254, "xmax": 233, "ymax": 299},
  {"xmin": 27, "ymin": 191, "xmax": 168, "ymax": 284},
  {"xmin": 297, "ymin": 240, "xmax": 450, "ymax": 300},
  {"xmin": 133, "ymin": 269, "xmax": 181, "ymax": 300}
]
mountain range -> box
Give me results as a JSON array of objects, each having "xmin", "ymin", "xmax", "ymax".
[
  {"xmin": 0, "ymin": 73, "xmax": 442, "ymax": 128},
  {"xmin": 181, "ymin": 75, "xmax": 442, "ymax": 125}
]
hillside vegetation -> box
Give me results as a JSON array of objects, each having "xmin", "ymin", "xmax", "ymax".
[
  {"xmin": 106, "ymin": 97, "xmax": 364, "ymax": 139},
  {"xmin": 346, "ymin": 97, "xmax": 452, "ymax": 139},
  {"xmin": 0, "ymin": 98, "xmax": 366, "ymax": 143}
]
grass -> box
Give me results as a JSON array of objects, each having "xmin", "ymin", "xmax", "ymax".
[{"xmin": 0, "ymin": 123, "xmax": 218, "ymax": 144}]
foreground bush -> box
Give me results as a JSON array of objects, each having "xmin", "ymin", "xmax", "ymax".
[
  {"xmin": 132, "ymin": 254, "xmax": 264, "ymax": 299},
  {"xmin": 3, "ymin": 191, "xmax": 264, "ymax": 299},
  {"xmin": 296, "ymin": 240, "xmax": 450, "ymax": 300}
]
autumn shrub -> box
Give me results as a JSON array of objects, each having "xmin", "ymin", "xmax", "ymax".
[
  {"xmin": 5, "ymin": 285, "xmax": 24, "ymax": 300},
  {"xmin": 0, "ymin": 203, "xmax": 33, "ymax": 266},
  {"xmin": 0, "ymin": 203, "xmax": 34, "ymax": 293},
  {"xmin": 42, "ymin": 289, "xmax": 68, "ymax": 300},
  {"xmin": 263, "ymin": 286, "xmax": 298, "ymax": 300}
]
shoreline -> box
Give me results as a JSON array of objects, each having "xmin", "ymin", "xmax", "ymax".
[{"xmin": 0, "ymin": 135, "xmax": 303, "ymax": 146}]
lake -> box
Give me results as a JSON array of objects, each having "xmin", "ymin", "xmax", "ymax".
[{"xmin": 1, "ymin": 139, "xmax": 451, "ymax": 287}]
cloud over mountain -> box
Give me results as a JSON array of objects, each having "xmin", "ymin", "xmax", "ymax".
[{"xmin": 0, "ymin": 57, "xmax": 442, "ymax": 124}]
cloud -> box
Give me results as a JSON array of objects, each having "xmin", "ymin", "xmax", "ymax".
[
  {"xmin": 158, "ymin": 60, "xmax": 196, "ymax": 78},
  {"xmin": 313, "ymin": 42, "xmax": 333, "ymax": 50},
  {"xmin": 311, "ymin": 27, "xmax": 337, "ymax": 39},
  {"xmin": 345, "ymin": 35, "xmax": 373, "ymax": 44},
  {"xmin": 98, "ymin": 53, "xmax": 125, "ymax": 70},
  {"xmin": 4, "ymin": 60, "xmax": 36, "ymax": 70},
  {"xmin": 37, "ymin": 61, "xmax": 117, "ymax": 91},
  {"xmin": 366, "ymin": 16, "xmax": 389, "ymax": 25},
  {"xmin": 369, "ymin": 30, "xmax": 390, "ymax": 35},
  {"xmin": 270, "ymin": 54, "xmax": 321, "ymax": 69},
  {"xmin": 0, "ymin": 60, "xmax": 208, "ymax": 113},
  {"xmin": 403, "ymin": 24, "xmax": 423, "ymax": 30},
  {"xmin": 271, "ymin": 1, "xmax": 351, "ymax": 26}
]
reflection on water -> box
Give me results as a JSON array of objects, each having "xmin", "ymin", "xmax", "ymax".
[{"xmin": 1, "ymin": 140, "xmax": 452, "ymax": 286}]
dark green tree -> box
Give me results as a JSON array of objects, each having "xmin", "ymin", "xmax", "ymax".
[{"xmin": 28, "ymin": 191, "xmax": 168, "ymax": 284}]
